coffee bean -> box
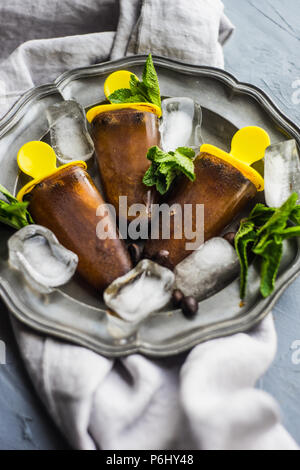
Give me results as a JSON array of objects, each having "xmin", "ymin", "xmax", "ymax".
[
  {"xmin": 128, "ymin": 243, "xmax": 141, "ymax": 265},
  {"xmin": 172, "ymin": 289, "xmax": 184, "ymax": 308},
  {"xmin": 181, "ymin": 296, "xmax": 198, "ymax": 319},
  {"xmin": 223, "ymin": 231, "xmax": 236, "ymax": 246}
]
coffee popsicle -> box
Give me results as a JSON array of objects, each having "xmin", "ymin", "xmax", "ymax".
[{"xmin": 17, "ymin": 142, "xmax": 132, "ymax": 290}]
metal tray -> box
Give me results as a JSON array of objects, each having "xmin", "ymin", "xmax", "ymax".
[{"xmin": 0, "ymin": 55, "xmax": 299, "ymax": 357}]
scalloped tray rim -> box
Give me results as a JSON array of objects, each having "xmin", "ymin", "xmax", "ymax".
[{"xmin": 0, "ymin": 55, "xmax": 299, "ymax": 357}]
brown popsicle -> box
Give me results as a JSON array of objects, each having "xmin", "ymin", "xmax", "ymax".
[
  {"xmin": 144, "ymin": 152, "xmax": 257, "ymax": 267},
  {"xmin": 91, "ymin": 108, "xmax": 160, "ymax": 223},
  {"xmin": 26, "ymin": 164, "xmax": 132, "ymax": 290}
]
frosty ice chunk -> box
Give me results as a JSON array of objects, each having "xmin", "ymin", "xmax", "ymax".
[
  {"xmin": 264, "ymin": 140, "xmax": 300, "ymax": 207},
  {"xmin": 174, "ymin": 237, "xmax": 239, "ymax": 300},
  {"xmin": 8, "ymin": 225, "xmax": 78, "ymax": 293},
  {"xmin": 160, "ymin": 97, "xmax": 202, "ymax": 152},
  {"xmin": 47, "ymin": 100, "xmax": 94, "ymax": 164},
  {"xmin": 104, "ymin": 260, "xmax": 175, "ymax": 323}
]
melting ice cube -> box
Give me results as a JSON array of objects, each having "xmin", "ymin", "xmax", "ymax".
[
  {"xmin": 174, "ymin": 237, "xmax": 239, "ymax": 300},
  {"xmin": 264, "ymin": 140, "xmax": 300, "ymax": 207},
  {"xmin": 47, "ymin": 100, "xmax": 94, "ymax": 164},
  {"xmin": 160, "ymin": 97, "xmax": 202, "ymax": 152},
  {"xmin": 8, "ymin": 225, "xmax": 78, "ymax": 293},
  {"xmin": 104, "ymin": 259, "xmax": 175, "ymax": 323}
]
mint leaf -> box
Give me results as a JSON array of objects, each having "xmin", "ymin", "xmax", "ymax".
[
  {"xmin": 0, "ymin": 184, "xmax": 17, "ymax": 204},
  {"xmin": 172, "ymin": 149, "xmax": 196, "ymax": 181},
  {"xmin": 235, "ymin": 193, "xmax": 300, "ymax": 299},
  {"xmin": 142, "ymin": 164, "xmax": 157, "ymax": 187},
  {"xmin": 0, "ymin": 185, "xmax": 33, "ymax": 230},
  {"xmin": 108, "ymin": 54, "xmax": 161, "ymax": 109},
  {"xmin": 278, "ymin": 226, "xmax": 300, "ymax": 239},
  {"xmin": 156, "ymin": 175, "xmax": 168, "ymax": 195},
  {"xmin": 142, "ymin": 54, "xmax": 161, "ymax": 108},
  {"xmin": 142, "ymin": 146, "xmax": 195, "ymax": 195},
  {"xmin": 259, "ymin": 240, "xmax": 283, "ymax": 298},
  {"xmin": 165, "ymin": 167, "xmax": 178, "ymax": 190},
  {"xmin": 129, "ymin": 75, "xmax": 149, "ymax": 102},
  {"xmin": 290, "ymin": 205, "xmax": 300, "ymax": 225},
  {"xmin": 176, "ymin": 147, "xmax": 197, "ymax": 159},
  {"xmin": 235, "ymin": 220, "xmax": 257, "ymax": 299},
  {"xmin": 146, "ymin": 146, "xmax": 170, "ymax": 163},
  {"xmin": 108, "ymin": 88, "xmax": 145, "ymax": 104},
  {"xmin": 248, "ymin": 203, "xmax": 276, "ymax": 226},
  {"xmin": 257, "ymin": 193, "xmax": 298, "ymax": 237}
]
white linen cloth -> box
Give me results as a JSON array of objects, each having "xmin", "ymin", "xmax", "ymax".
[{"xmin": 0, "ymin": 0, "xmax": 298, "ymax": 450}]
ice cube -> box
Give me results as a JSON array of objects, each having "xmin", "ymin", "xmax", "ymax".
[
  {"xmin": 264, "ymin": 140, "xmax": 300, "ymax": 207},
  {"xmin": 8, "ymin": 225, "xmax": 78, "ymax": 293},
  {"xmin": 106, "ymin": 312, "xmax": 139, "ymax": 340},
  {"xmin": 160, "ymin": 97, "xmax": 202, "ymax": 152},
  {"xmin": 174, "ymin": 237, "xmax": 239, "ymax": 300},
  {"xmin": 47, "ymin": 100, "xmax": 94, "ymax": 164},
  {"xmin": 104, "ymin": 259, "xmax": 175, "ymax": 323}
]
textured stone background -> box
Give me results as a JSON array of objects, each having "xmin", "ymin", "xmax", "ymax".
[
  {"xmin": 224, "ymin": 0, "xmax": 300, "ymax": 447},
  {"xmin": 0, "ymin": 0, "xmax": 299, "ymax": 450}
]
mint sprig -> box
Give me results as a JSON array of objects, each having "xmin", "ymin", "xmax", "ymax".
[
  {"xmin": 109, "ymin": 54, "xmax": 161, "ymax": 109},
  {"xmin": 235, "ymin": 193, "xmax": 300, "ymax": 299},
  {"xmin": 0, "ymin": 184, "xmax": 33, "ymax": 230},
  {"xmin": 234, "ymin": 220, "xmax": 257, "ymax": 300},
  {"xmin": 143, "ymin": 146, "xmax": 195, "ymax": 195}
]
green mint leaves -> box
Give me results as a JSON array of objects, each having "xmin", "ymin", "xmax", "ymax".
[
  {"xmin": 141, "ymin": 54, "xmax": 161, "ymax": 108},
  {"xmin": 234, "ymin": 220, "xmax": 257, "ymax": 300},
  {"xmin": 143, "ymin": 146, "xmax": 196, "ymax": 195},
  {"xmin": 108, "ymin": 54, "xmax": 161, "ymax": 109},
  {"xmin": 0, "ymin": 184, "xmax": 33, "ymax": 230},
  {"xmin": 235, "ymin": 193, "xmax": 300, "ymax": 299}
]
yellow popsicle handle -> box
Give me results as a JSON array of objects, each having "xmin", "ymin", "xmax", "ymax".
[
  {"xmin": 17, "ymin": 140, "xmax": 87, "ymax": 201},
  {"xmin": 17, "ymin": 141, "xmax": 57, "ymax": 180},
  {"xmin": 86, "ymin": 102, "xmax": 162, "ymax": 123},
  {"xmin": 230, "ymin": 126, "xmax": 270, "ymax": 165},
  {"xmin": 200, "ymin": 126, "xmax": 271, "ymax": 192},
  {"xmin": 104, "ymin": 70, "xmax": 139, "ymax": 100}
]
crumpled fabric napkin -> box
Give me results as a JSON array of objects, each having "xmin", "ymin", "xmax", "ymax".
[
  {"xmin": 12, "ymin": 315, "xmax": 298, "ymax": 450},
  {"xmin": 0, "ymin": 0, "xmax": 298, "ymax": 450},
  {"xmin": 0, "ymin": 0, "xmax": 233, "ymax": 118}
]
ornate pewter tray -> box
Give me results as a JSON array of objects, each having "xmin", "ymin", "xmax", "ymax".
[{"xmin": 0, "ymin": 55, "xmax": 299, "ymax": 357}]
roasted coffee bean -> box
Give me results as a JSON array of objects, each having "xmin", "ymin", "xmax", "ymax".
[
  {"xmin": 181, "ymin": 296, "xmax": 198, "ymax": 319},
  {"xmin": 172, "ymin": 289, "xmax": 184, "ymax": 308}
]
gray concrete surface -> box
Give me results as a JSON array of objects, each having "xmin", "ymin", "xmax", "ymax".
[
  {"xmin": 223, "ymin": 0, "xmax": 300, "ymax": 446},
  {"xmin": 0, "ymin": 0, "xmax": 299, "ymax": 450}
]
